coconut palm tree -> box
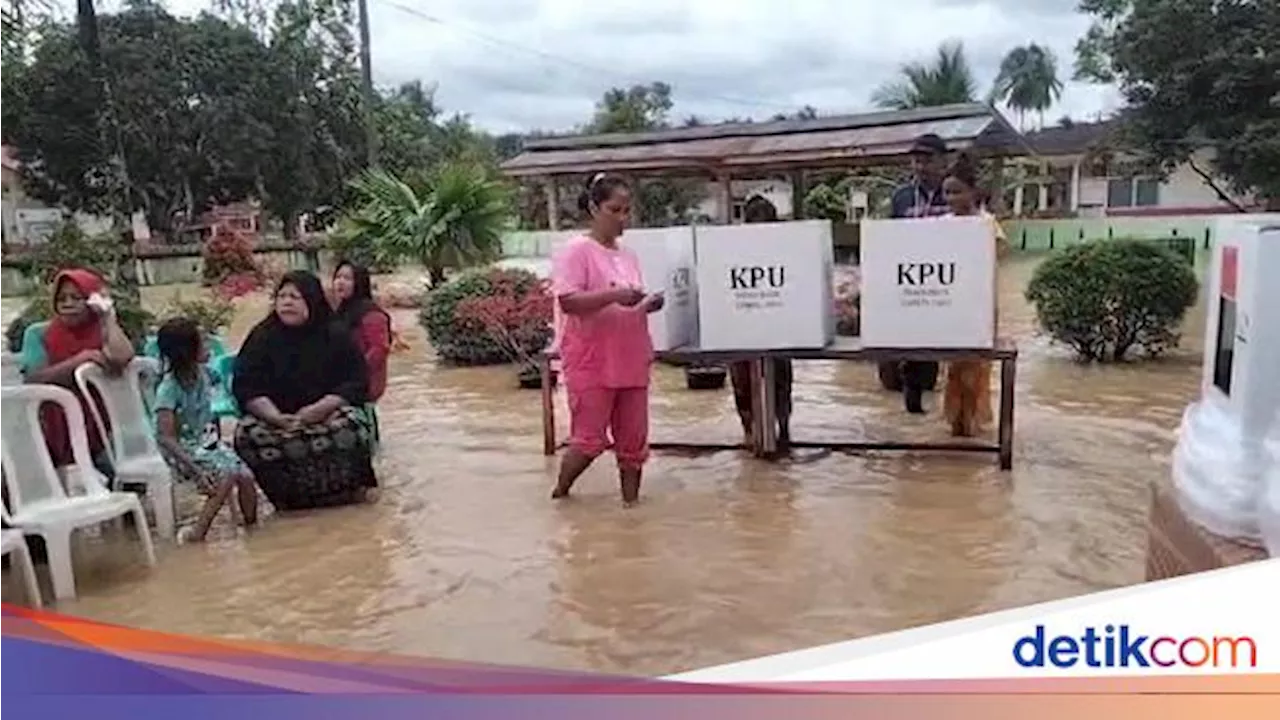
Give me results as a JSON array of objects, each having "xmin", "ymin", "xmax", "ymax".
[
  {"xmin": 990, "ymin": 43, "xmax": 1064, "ymax": 130},
  {"xmin": 871, "ymin": 41, "xmax": 978, "ymax": 110},
  {"xmin": 339, "ymin": 162, "xmax": 514, "ymax": 287}
]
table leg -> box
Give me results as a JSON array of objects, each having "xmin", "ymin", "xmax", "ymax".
[
  {"xmin": 541, "ymin": 356, "xmax": 556, "ymax": 456},
  {"xmin": 755, "ymin": 358, "xmax": 779, "ymax": 458},
  {"xmin": 998, "ymin": 356, "xmax": 1016, "ymax": 470}
]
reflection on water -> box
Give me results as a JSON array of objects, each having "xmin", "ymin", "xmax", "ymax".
[{"xmin": 0, "ymin": 256, "xmax": 1203, "ymax": 675}]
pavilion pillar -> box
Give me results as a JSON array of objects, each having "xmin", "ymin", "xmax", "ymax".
[
  {"xmin": 717, "ymin": 171, "xmax": 733, "ymax": 225},
  {"xmin": 790, "ymin": 170, "xmax": 808, "ymax": 220},
  {"xmin": 987, "ymin": 156, "xmax": 1007, "ymax": 214},
  {"xmin": 544, "ymin": 177, "xmax": 560, "ymax": 231}
]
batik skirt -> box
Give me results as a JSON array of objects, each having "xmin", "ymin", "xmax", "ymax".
[{"xmin": 233, "ymin": 405, "xmax": 377, "ymax": 511}]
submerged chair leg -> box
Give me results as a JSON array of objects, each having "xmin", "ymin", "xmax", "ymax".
[
  {"xmin": 12, "ymin": 537, "xmax": 42, "ymax": 609},
  {"xmin": 43, "ymin": 530, "xmax": 77, "ymax": 602},
  {"xmin": 150, "ymin": 480, "xmax": 176, "ymax": 541},
  {"xmin": 132, "ymin": 503, "xmax": 157, "ymax": 567}
]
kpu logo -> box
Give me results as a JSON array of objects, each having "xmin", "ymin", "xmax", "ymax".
[
  {"xmin": 729, "ymin": 265, "xmax": 785, "ymax": 290},
  {"xmin": 897, "ymin": 261, "xmax": 956, "ymax": 286}
]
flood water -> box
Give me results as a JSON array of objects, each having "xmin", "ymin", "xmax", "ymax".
[{"xmin": 0, "ymin": 255, "xmax": 1204, "ymax": 676}]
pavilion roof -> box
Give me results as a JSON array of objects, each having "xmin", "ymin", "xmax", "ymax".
[{"xmin": 500, "ymin": 103, "xmax": 1031, "ymax": 178}]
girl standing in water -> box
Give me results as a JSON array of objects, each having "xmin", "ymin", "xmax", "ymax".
[
  {"xmin": 154, "ymin": 318, "xmax": 259, "ymax": 542},
  {"xmin": 940, "ymin": 153, "xmax": 1008, "ymax": 437},
  {"xmin": 549, "ymin": 173, "xmax": 664, "ymax": 505}
]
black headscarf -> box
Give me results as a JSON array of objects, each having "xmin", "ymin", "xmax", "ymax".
[
  {"xmin": 232, "ymin": 270, "xmax": 368, "ymax": 414},
  {"xmin": 331, "ymin": 260, "xmax": 389, "ymax": 335}
]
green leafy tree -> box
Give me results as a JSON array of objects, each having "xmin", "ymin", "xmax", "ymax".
[
  {"xmin": 259, "ymin": 0, "xmax": 367, "ymax": 239},
  {"xmin": 990, "ymin": 43, "xmax": 1064, "ymax": 130},
  {"xmin": 1075, "ymin": 0, "xmax": 1280, "ymax": 207},
  {"xmin": 583, "ymin": 82, "xmax": 706, "ymax": 227},
  {"xmin": 872, "ymin": 41, "xmax": 978, "ymax": 110},
  {"xmin": 3, "ymin": 2, "xmax": 274, "ymax": 235},
  {"xmin": 338, "ymin": 163, "xmax": 514, "ymax": 287}
]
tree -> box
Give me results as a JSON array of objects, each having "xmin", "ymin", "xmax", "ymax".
[
  {"xmin": 1075, "ymin": 0, "xmax": 1280, "ymax": 207},
  {"xmin": 872, "ymin": 41, "xmax": 978, "ymax": 110},
  {"xmin": 586, "ymin": 82, "xmax": 673, "ymax": 134},
  {"xmin": 338, "ymin": 163, "xmax": 514, "ymax": 287},
  {"xmin": 3, "ymin": 2, "xmax": 277, "ymax": 235},
  {"xmin": 582, "ymin": 82, "xmax": 706, "ymax": 227},
  {"xmin": 990, "ymin": 43, "xmax": 1063, "ymax": 129},
  {"xmin": 258, "ymin": 0, "xmax": 367, "ymax": 239}
]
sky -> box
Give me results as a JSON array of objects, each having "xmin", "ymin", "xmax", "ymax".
[{"xmin": 96, "ymin": 0, "xmax": 1123, "ymax": 134}]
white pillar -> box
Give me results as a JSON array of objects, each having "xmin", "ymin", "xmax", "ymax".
[
  {"xmin": 1070, "ymin": 159, "xmax": 1082, "ymax": 211},
  {"xmin": 1013, "ymin": 185, "xmax": 1025, "ymax": 216}
]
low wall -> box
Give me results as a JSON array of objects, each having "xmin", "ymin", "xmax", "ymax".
[
  {"xmin": 1003, "ymin": 213, "xmax": 1280, "ymax": 252},
  {"xmin": 498, "ymin": 214, "xmax": 1280, "ymax": 261},
  {"xmin": 1, "ymin": 248, "xmax": 331, "ymax": 297}
]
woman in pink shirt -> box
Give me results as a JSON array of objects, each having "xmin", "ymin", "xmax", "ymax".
[{"xmin": 550, "ymin": 174, "xmax": 664, "ymax": 505}]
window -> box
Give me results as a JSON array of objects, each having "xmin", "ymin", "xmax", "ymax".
[
  {"xmin": 1213, "ymin": 296, "xmax": 1236, "ymax": 395},
  {"xmin": 1134, "ymin": 178, "xmax": 1160, "ymax": 206},
  {"xmin": 1106, "ymin": 177, "xmax": 1161, "ymax": 208},
  {"xmin": 1107, "ymin": 178, "xmax": 1133, "ymax": 207}
]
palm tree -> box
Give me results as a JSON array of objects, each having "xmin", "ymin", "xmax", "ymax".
[
  {"xmin": 339, "ymin": 163, "xmax": 514, "ymax": 287},
  {"xmin": 990, "ymin": 43, "xmax": 1064, "ymax": 130},
  {"xmin": 872, "ymin": 41, "xmax": 978, "ymax": 110}
]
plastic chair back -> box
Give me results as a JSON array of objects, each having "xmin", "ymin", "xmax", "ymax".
[
  {"xmin": 211, "ymin": 353, "xmax": 239, "ymax": 417},
  {"xmin": 1, "ymin": 385, "xmax": 91, "ymax": 514},
  {"xmin": 75, "ymin": 358, "xmax": 163, "ymax": 468}
]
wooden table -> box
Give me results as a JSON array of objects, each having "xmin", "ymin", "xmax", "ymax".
[{"xmin": 539, "ymin": 337, "xmax": 1019, "ymax": 470}]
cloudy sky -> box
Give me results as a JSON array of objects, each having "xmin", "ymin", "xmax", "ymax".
[{"xmin": 105, "ymin": 0, "xmax": 1122, "ymax": 134}]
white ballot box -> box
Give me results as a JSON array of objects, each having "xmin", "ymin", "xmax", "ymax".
[
  {"xmin": 548, "ymin": 228, "xmax": 699, "ymax": 352},
  {"xmin": 694, "ymin": 220, "xmax": 835, "ymax": 351},
  {"xmin": 859, "ymin": 216, "xmax": 996, "ymax": 349},
  {"xmin": 625, "ymin": 227, "xmax": 699, "ymax": 351},
  {"xmin": 1173, "ymin": 219, "xmax": 1280, "ymax": 543}
]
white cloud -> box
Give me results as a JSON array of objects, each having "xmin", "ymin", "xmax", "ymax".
[{"xmin": 105, "ymin": 0, "xmax": 1124, "ymax": 133}]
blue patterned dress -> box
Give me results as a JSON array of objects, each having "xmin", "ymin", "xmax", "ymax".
[{"xmin": 154, "ymin": 367, "xmax": 250, "ymax": 494}]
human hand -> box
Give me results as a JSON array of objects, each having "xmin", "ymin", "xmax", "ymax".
[
  {"xmin": 73, "ymin": 349, "xmax": 108, "ymax": 367},
  {"xmin": 642, "ymin": 292, "xmax": 665, "ymax": 312},
  {"xmin": 270, "ymin": 412, "xmax": 301, "ymax": 430},
  {"xmin": 295, "ymin": 403, "xmax": 331, "ymax": 425},
  {"xmin": 86, "ymin": 292, "xmax": 115, "ymax": 317},
  {"xmin": 611, "ymin": 286, "xmax": 646, "ymax": 307}
]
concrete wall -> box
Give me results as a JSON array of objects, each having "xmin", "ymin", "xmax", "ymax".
[
  {"xmin": 1003, "ymin": 213, "xmax": 1280, "ymax": 252},
  {"xmin": 1, "ymin": 248, "xmax": 327, "ymax": 297}
]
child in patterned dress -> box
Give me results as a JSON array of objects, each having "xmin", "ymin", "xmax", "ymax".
[{"xmin": 154, "ymin": 318, "xmax": 259, "ymax": 542}]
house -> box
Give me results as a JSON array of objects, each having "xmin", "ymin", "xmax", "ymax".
[
  {"xmin": 2, "ymin": 144, "xmax": 115, "ymax": 246},
  {"xmin": 1013, "ymin": 121, "xmax": 1255, "ymax": 218}
]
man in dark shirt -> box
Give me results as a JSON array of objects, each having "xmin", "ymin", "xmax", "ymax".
[{"xmin": 878, "ymin": 133, "xmax": 949, "ymax": 412}]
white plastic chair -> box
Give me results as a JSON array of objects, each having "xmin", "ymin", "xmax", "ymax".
[
  {"xmin": 75, "ymin": 358, "xmax": 176, "ymax": 540},
  {"xmin": 1, "ymin": 384, "xmax": 156, "ymax": 602},
  {"xmin": 1, "ymin": 526, "xmax": 42, "ymax": 608}
]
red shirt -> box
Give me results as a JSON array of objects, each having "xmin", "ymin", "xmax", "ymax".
[{"xmin": 352, "ymin": 309, "xmax": 391, "ymax": 401}]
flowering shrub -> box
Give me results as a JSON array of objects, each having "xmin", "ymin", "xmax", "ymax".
[
  {"xmin": 215, "ymin": 272, "xmax": 261, "ymax": 300},
  {"xmin": 419, "ymin": 266, "xmax": 552, "ymax": 365},
  {"xmin": 202, "ymin": 225, "xmax": 261, "ymax": 286},
  {"xmin": 834, "ymin": 280, "xmax": 860, "ymax": 337}
]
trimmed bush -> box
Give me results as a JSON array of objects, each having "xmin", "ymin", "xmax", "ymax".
[
  {"xmin": 419, "ymin": 266, "xmax": 552, "ymax": 365},
  {"xmin": 1025, "ymin": 238, "xmax": 1198, "ymax": 362}
]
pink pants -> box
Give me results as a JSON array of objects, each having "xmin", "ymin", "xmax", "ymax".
[{"xmin": 567, "ymin": 386, "xmax": 650, "ymax": 469}]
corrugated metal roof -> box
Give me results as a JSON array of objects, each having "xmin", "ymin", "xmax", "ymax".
[{"xmin": 502, "ymin": 103, "xmax": 1027, "ymax": 177}]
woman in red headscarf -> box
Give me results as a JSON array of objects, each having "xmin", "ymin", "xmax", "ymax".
[{"xmin": 18, "ymin": 268, "xmax": 136, "ymax": 468}]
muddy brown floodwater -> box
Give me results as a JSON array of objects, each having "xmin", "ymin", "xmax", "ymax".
[{"xmin": 0, "ymin": 255, "xmax": 1204, "ymax": 676}]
